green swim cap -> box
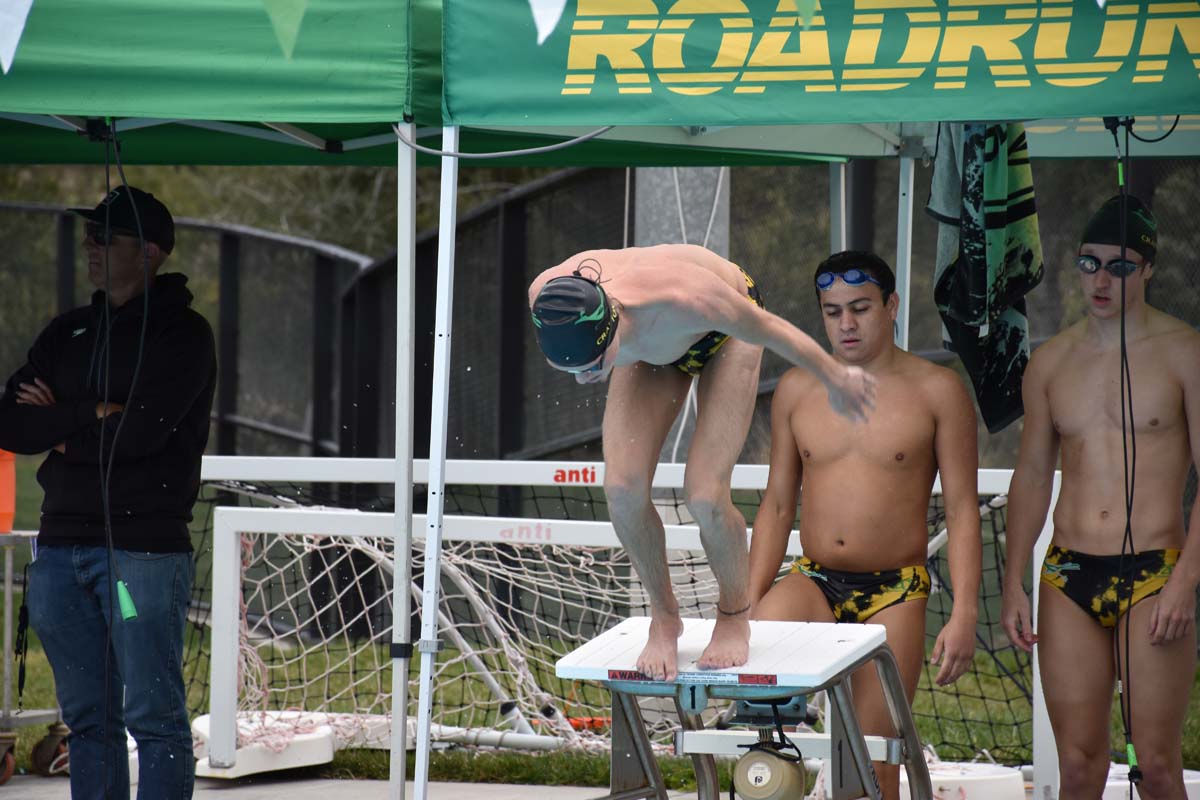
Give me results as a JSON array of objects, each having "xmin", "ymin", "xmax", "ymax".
[
  {"xmin": 1081, "ymin": 195, "xmax": 1157, "ymax": 263},
  {"xmin": 531, "ymin": 275, "xmax": 618, "ymax": 368}
]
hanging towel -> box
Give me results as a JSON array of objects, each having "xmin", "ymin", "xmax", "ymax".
[{"xmin": 927, "ymin": 123, "xmax": 1044, "ymax": 433}]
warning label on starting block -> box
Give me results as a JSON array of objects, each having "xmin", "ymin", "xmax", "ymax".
[{"xmin": 676, "ymin": 671, "xmax": 738, "ymax": 685}]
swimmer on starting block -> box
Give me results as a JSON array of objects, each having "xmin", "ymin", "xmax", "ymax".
[
  {"xmin": 749, "ymin": 252, "xmax": 981, "ymax": 800},
  {"xmin": 529, "ymin": 244, "xmax": 876, "ymax": 681}
]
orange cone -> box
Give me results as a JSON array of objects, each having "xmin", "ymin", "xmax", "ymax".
[{"xmin": 0, "ymin": 450, "xmax": 14, "ymax": 533}]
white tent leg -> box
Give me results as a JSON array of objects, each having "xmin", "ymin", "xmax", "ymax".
[
  {"xmin": 389, "ymin": 124, "xmax": 418, "ymax": 800},
  {"xmin": 894, "ymin": 156, "xmax": 914, "ymax": 350},
  {"xmin": 413, "ymin": 125, "xmax": 460, "ymax": 800},
  {"xmin": 1031, "ymin": 473, "xmax": 1062, "ymax": 800},
  {"xmin": 829, "ymin": 162, "xmax": 847, "ymax": 254}
]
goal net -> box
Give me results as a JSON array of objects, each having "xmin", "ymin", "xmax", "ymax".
[{"xmin": 184, "ymin": 460, "xmax": 1033, "ymax": 766}]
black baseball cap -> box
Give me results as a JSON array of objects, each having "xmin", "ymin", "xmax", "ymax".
[{"xmin": 71, "ymin": 185, "xmax": 175, "ymax": 254}]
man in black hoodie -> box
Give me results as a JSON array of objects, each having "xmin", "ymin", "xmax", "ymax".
[{"xmin": 0, "ymin": 186, "xmax": 214, "ymax": 799}]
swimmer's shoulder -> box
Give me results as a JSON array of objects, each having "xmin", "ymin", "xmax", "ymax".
[
  {"xmin": 1147, "ymin": 306, "xmax": 1200, "ymax": 343},
  {"xmin": 773, "ymin": 365, "xmax": 825, "ymax": 406},
  {"xmin": 1026, "ymin": 323, "xmax": 1082, "ymax": 381},
  {"xmin": 901, "ymin": 352, "xmax": 972, "ymax": 411},
  {"xmin": 1147, "ymin": 310, "xmax": 1200, "ymax": 384}
]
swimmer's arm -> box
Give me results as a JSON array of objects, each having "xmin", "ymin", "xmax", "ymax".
[
  {"xmin": 694, "ymin": 275, "xmax": 839, "ymax": 386},
  {"xmin": 933, "ymin": 370, "xmax": 982, "ymax": 619},
  {"xmin": 1169, "ymin": 335, "xmax": 1200, "ymax": 591},
  {"xmin": 1003, "ymin": 348, "xmax": 1060, "ymax": 593},
  {"xmin": 748, "ymin": 373, "xmax": 804, "ymax": 610},
  {"xmin": 1147, "ymin": 336, "xmax": 1200, "ymax": 644}
]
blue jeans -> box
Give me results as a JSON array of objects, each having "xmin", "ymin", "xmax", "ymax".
[{"xmin": 28, "ymin": 545, "xmax": 195, "ymax": 800}]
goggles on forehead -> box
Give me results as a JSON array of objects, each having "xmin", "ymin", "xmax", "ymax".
[
  {"xmin": 1076, "ymin": 254, "xmax": 1143, "ymax": 278},
  {"xmin": 816, "ymin": 268, "xmax": 882, "ymax": 291}
]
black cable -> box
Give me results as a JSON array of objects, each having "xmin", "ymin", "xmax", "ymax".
[
  {"xmin": 99, "ymin": 131, "xmax": 116, "ymax": 799},
  {"xmin": 1106, "ymin": 117, "xmax": 1141, "ymax": 792},
  {"xmin": 1129, "ymin": 115, "xmax": 1180, "ymax": 144},
  {"xmin": 731, "ymin": 702, "xmax": 806, "ymax": 799},
  {"xmin": 14, "ymin": 562, "xmax": 30, "ymax": 709},
  {"xmin": 96, "ymin": 118, "xmax": 153, "ymax": 799}
]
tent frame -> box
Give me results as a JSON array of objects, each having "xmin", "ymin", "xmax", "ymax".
[{"xmin": 408, "ymin": 126, "xmax": 1062, "ymax": 800}]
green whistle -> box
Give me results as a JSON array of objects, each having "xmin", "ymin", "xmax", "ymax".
[
  {"xmin": 1126, "ymin": 743, "xmax": 1138, "ymax": 768},
  {"xmin": 117, "ymin": 581, "xmax": 138, "ymax": 621}
]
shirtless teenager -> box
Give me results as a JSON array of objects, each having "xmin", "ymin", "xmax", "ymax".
[
  {"xmin": 749, "ymin": 251, "xmax": 981, "ymax": 800},
  {"xmin": 1002, "ymin": 196, "xmax": 1198, "ymax": 799},
  {"xmin": 528, "ymin": 243, "xmax": 876, "ymax": 681}
]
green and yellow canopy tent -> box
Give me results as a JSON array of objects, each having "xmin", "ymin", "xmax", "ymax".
[
  {"xmin": 3, "ymin": 3, "xmax": 1200, "ymax": 800},
  {"xmin": 426, "ymin": 4, "xmax": 1200, "ymax": 800},
  {"xmin": 2, "ymin": 0, "xmax": 1197, "ymax": 165},
  {"xmin": 0, "ymin": 0, "xmax": 845, "ymax": 166}
]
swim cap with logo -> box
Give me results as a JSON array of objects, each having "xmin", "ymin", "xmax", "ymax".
[
  {"xmin": 531, "ymin": 274, "xmax": 619, "ymax": 368},
  {"xmin": 1081, "ymin": 195, "xmax": 1157, "ymax": 263}
]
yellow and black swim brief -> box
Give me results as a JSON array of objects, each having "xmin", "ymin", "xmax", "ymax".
[
  {"xmin": 1040, "ymin": 545, "xmax": 1178, "ymax": 628},
  {"xmin": 790, "ymin": 556, "xmax": 931, "ymax": 624},
  {"xmin": 670, "ymin": 269, "xmax": 764, "ymax": 377}
]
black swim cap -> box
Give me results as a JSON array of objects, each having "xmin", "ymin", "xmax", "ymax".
[
  {"xmin": 1081, "ymin": 195, "xmax": 1157, "ymax": 262},
  {"xmin": 531, "ymin": 275, "xmax": 618, "ymax": 368}
]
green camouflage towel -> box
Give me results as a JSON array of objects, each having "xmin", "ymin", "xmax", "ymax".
[{"xmin": 927, "ymin": 122, "xmax": 1044, "ymax": 433}]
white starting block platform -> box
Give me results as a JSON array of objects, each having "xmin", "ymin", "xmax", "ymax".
[{"xmin": 557, "ymin": 618, "xmax": 932, "ymax": 800}]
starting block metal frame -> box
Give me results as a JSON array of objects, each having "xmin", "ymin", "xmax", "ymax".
[{"xmin": 556, "ymin": 618, "xmax": 932, "ymax": 800}]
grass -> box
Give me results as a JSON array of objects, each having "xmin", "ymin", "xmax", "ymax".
[
  {"xmin": 272, "ymin": 748, "xmax": 739, "ymax": 792},
  {"xmin": 10, "ymin": 622, "xmax": 1200, "ymax": 784}
]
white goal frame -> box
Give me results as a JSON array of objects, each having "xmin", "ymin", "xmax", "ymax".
[{"xmin": 200, "ymin": 455, "xmax": 1061, "ymax": 797}]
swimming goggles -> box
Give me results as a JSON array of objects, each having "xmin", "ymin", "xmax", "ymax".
[
  {"xmin": 564, "ymin": 348, "xmax": 607, "ymax": 375},
  {"xmin": 816, "ymin": 269, "xmax": 881, "ymax": 291},
  {"xmin": 1076, "ymin": 254, "xmax": 1143, "ymax": 278}
]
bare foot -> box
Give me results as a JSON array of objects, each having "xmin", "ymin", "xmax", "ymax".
[
  {"xmin": 697, "ymin": 615, "xmax": 750, "ymax": 670},
  {"xmin": 636, "ymin": 615, "xmax": 684, "ymax": 681}
]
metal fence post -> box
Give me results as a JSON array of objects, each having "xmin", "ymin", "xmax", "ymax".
[
  {"xmin": 56, "ymin": 213, "xmax": 76, "ymax": 314},
  {"xmin": 217, "ymin": 233, "xmax": 240, "ymax": 455}
]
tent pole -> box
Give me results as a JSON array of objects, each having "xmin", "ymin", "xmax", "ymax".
[
  {"xmin": 829, "ymin": 162, "xmax": 847, "ymax": 254},
  {"xmin": 894, "ymin": 156, "xmax": 914, "ymax": 350},
  {"xmin": 413, "ymin": 125, "xmax": 460, "ymax": 800},
  {"xmin": 389, "ymin": 124, "xmax": 417, "ymax": 800},
  {"xmin": 1031, "ymin": 474, "xmax": 1062, "ymax": 799}
]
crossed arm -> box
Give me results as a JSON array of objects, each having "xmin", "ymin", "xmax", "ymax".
[
  {"xmin": 0, "ymin": 317, "xmax": 214, "ymax": 463},
  {"xmin": 9, "ymin": 378, "xmax": 121, "ymax": 452},
  {"xmin": 0, "ymin": 321, "xmax": 104, "ymax": 454}
]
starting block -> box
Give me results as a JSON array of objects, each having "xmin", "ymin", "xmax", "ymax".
[{"xmin": 556, "ymin": 618, "xmax": 932, "ymax": 800}]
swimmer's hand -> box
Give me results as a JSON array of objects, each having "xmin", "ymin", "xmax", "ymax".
[
  {"xmin": 930, "ymin": 611, "xmax": 976, "ymax": 686},
  {"xmin": 1000, "ymin": 586, "xmax": 1037, "ymax": 653},
  {"xmin": 825, "ymin": 365, "xmax": 875, "ymax": 423},
  {"xmin": 1148, "ymin": 577, "xmax": 1196, "ymax": 645}
]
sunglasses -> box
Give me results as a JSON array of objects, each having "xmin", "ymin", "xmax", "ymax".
[
  {"xmin": 816, "ymin": 269, "xmax": 882, "ymax": 291},
  {"xmin": 84, "ymin": 224, "xmax": 139, "ymax": 245},
  {"xmin": 1076, "ymin": 254, "xmax": 1144, "ymax": 278}
]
